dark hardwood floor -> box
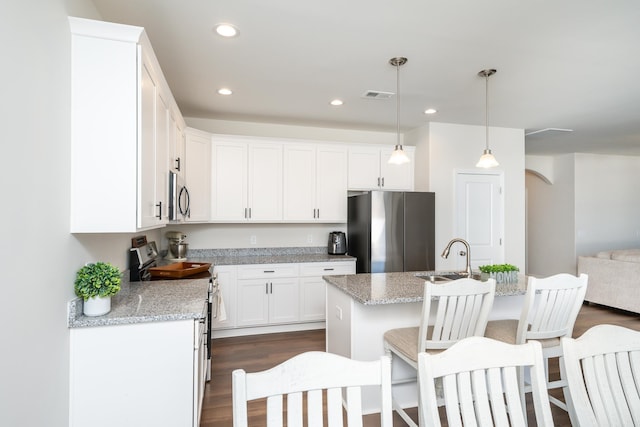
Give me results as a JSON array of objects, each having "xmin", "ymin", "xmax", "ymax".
[{"xmin": 200, "ymin": 303, "xmax": 640, "ymax": 426}]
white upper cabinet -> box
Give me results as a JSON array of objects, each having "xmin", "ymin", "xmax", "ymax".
[
  {"xmin": 184, "ymin": 128, "xmax": 212, "ymax": 222},
  {"xmin": 211, "ymin": 135, "xmax": 282, "ymax": 222},
  {"xmin": 283, "ymin": 144, "xmax": 347, "ymax": 222},
  {"xmin": 348, "ymin": 145, "xmax": 415, "ymax": 191},
  {"xmin": 69, "ymin": 17, "xmax": 183, "ymax": 232}
]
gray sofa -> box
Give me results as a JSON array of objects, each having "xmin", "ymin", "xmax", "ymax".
[{"xmin": 578, "ymin": 249, "xmax": 640, "ymax": 314}]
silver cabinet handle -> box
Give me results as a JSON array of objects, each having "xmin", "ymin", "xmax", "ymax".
[
  {"xmin": 155, "ymin": 201, "xmax": 162, "ymax": 219},
  {"xmin": 377, "ymin": 177, "xmax": 381, "ymax": 187},
  {"xmin": 264, "ymin": 270, "xmax": 275, "ymax": 273},
  {"xmin": 265, "ymin": 282, "xmax": 268, "ymax": 294},
  {"xmin": 270, "ymin": 282, "xmax": 273, "ymax": 294},
  {"xmin": 175, "ymin": 157, "xmax": 181, "ymax": 171},
  {"xmin": 249, "ymin": 207, "xmax": 251, "ymax": 219},
  {"xmin": 381, "ymin": 177, "xmax": 385, "ymax": 187},
  {"xmin": 317, "ymin": 208, "xmax": 319, "ymax": 219},
  {"xmin": 244, "ymin": 208, "xmax": 247, "ymax": 219},
  {"xmin": 324, "ymin": 268, "xmax": 334, "ymax": 271}
]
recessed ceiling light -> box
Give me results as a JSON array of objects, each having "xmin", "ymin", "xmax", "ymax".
[
  {"xmin": 424, "ymin": 108, "xmax": 437, "ymax": 114},
  {"xmin": 215, "ymin": 23, "xmax": 238, "ymax": 38},
  {"xmin": 217, "ymin": 88, "xmax": 233, "ymax": 95},
  {"xmin": 330, "ymin": 99, "xmax": 343, "ymax": 106}
]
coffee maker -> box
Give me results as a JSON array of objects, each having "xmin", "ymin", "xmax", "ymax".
[{"xmin": 166, "ymin": 231, "xmax": 188, "ymax": 261}]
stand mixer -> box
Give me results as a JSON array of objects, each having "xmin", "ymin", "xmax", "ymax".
[{"xmin": 166, "ymin": 231, "xmax": 188, "ymax": 261}]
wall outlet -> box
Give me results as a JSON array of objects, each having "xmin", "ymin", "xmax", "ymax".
[
  {"xmin": 307, "ymin": 234, "xmax": 313, "ymax": 243},
  {"xmin": 250, "ymin": 235, "xmax": 257, "ymax": 245}
]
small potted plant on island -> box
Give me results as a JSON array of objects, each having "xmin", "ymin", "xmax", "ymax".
[
  {"xmin": 478, "ymin": 264, "xmax": 519, "ymax": 284},
  {"xmin": 75, "ymin": 262, "xmax": 122, "ymax": 316}
]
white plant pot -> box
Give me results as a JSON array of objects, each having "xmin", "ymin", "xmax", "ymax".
[{"xmin": 83, "ymin": 295, "xmax": 111, "ymax": 316}]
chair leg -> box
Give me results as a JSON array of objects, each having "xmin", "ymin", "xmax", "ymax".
[
  {"xmin": 385, "ymin": 348, "xmax": 419, "ymax": 427},
  {"xmin": 544, "ymin": 355, "xmax": 568, "ymax": 411}
]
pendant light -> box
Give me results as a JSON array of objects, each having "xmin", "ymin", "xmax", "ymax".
[
  {"xmin": 388, "ymin": 57, "xmax": 410, "ymax": 165},
  {"xmin": 476, "ymin": 68, "xmax": 499, "ymax": 168}
]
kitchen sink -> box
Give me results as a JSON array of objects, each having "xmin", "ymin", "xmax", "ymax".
[{"xmin": 416, "ymin": 272, "xmax": 480, "ymax": 282}]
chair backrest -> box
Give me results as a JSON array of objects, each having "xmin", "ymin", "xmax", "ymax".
[
  {"xmin": 516, "ymin": 273, "xmax": 588, "ymax": 343},
  {"xmin": 561, "ymin": 324, "xmax": 640, "ymax": 427},
  {"xmin": 232, "ymin": 351, "xmax": 392, "ymax": 427},
  {"xmin": 418, "ymin": 337, "xmax": 554, "ymax": 427},
  {"xmin": 418, "ymin": 278, "xmax": 496, "ymax": 351}
]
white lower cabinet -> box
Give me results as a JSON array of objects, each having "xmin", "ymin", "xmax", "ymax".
[
  {"xmin": 70, "ymin": 319, "xmax": 205, "ymax": 427},
  {"xmin": 236, "ymin": 264, "xmax": 299, "ymax": 327},
  {"xmin": 213, "ymin": 260, "xmax": 356, "ymax": 334},
  {"xmin": 299, "ymin": 262, "xmax": 357, "ymax": 321}
]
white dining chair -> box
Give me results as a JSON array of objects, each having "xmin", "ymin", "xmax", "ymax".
[
  {"xmin": 484, "ymin": 273, "xmax": 588, "ymax": 410},
  {"xmin": 418, "ymin": 336, "xmax": 555, "ymax": 427},
  {"xmin": 232, "ymin": 351, "xmax": 392, "ymax": 427},
  {"xmin": 383, "ymin": 278, "xmax": 496, "ymax": 426},
  {"xmin": 561, "ymin": 324, "xmax": 640, "ymax": 426}
]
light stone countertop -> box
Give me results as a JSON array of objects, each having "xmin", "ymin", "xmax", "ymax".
[
  {"xmin": 68, "ymin": 247, "xmax": 355, "ymax": 328},
  {"xmin": 68, "ymin": 276, "xmax": 210, "ymax": 328},
  {"xmin": 187, "ymin": 246, "xmax": 355, "ymax": 266},
  {"xmin": 322, "ymin": 272, "xmax": 528, "ymax": 305}
]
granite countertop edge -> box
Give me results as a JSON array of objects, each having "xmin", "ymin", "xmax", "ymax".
[
  {"xmin": 187, "ymin": 247, "xmax": 355, "ymax": 266},
  {"xmin": 323, "ymin": 272, "xmax": 528, "ymax": 305}
]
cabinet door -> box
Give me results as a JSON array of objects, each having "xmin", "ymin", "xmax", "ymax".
[
  {"xmin": 347, "ymin": 147, "xmax": 381, "ymax": 190},
  {"xmin": 316, "ymin": 146, "xmax": 347, "ymax": 222},
  {"xmin": 299, "ymin": 277, "xmax": 327, "ymax": 322},
  {"xmin": 248, "ymin": 143, "xmax": 282, "ymax": 220},
  {"xmin": 269, "ymin": 278, "xmax": 300, "ymax": 324},
  {"xmin": 236, "ymin": 279, "xmax": 270, "ymax": 327},
  {"xmin": 139, "ymin": 62, "xmax": 158, "ymax": 228},
  {"xmin": 380, "ymin": 147, "xmax": 414, "ymax": 190},
  {"xmin": 184, "ymin": 129, "xmax": 211, "ymax": 222},
  {"xmin": 155, "ymin": 92, "xmax": 170, "ymax": 224},
  {"xmin": 283, "ymin": 145, "xmax": 317, "ymax": 221},
  {"xmin": 70, "ymin": 321, "xmax": 195, "ymax": 426},
  {"xmin": 212, "ymin": 265, "xmax": 236, "ymax": 329},
  {"xmin": 169, "ymin": 113, "xmax": 184, "ymax": 175},
  {"xmin": 211, "ymin": 141, "xmax": 247, "ymax": 220}
]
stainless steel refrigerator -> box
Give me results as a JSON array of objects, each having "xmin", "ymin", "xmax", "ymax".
[{"xmin": 347, "ymin": 191, "xmax": 435, "ymax": 273}]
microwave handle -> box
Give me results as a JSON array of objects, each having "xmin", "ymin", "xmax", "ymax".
[{"xmin": 179, "ymin": 186, "xmax": 191, "ymax": 217}]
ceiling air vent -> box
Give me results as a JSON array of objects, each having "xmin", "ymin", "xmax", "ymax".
[{"xmin": 362, "ymin": 90, "xmax": 394, "ymax": 100}]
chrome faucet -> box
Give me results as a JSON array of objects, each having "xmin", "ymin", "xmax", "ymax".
[{"xmin": 441, "ymin": 238, "xmax": 473, "ymax": 278}]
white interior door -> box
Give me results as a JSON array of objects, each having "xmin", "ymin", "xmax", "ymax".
[{"xmin": 455, "ymin": 171, "xmax": 504, "ymax": 269}]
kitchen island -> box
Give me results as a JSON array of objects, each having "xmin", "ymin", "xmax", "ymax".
[
  {"xmin": 68, "ymin": 276, "xmax": 210, "ymax": 427},
  {"xmin": 323, "ymin": 271, "xmax": 527, "ymax": 414}
]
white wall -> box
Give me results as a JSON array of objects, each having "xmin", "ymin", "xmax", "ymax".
[
  {"xmin": 526, "ymin": 155, "xmax": 576, "ymax": 276},
  {"xmin": 526, "ymin": 153, "xmax": 640, "ymax": 277},
  {"xmin": 574, "ymin": 153, "xmax": 640, "ymax": 255},
  {"xmin": 414, "ymin": 122, "xmax": 526, "ymax": 272},
  {"xmin": 0, "ymin": 2, "xmax": 163, "ymax": 426}
]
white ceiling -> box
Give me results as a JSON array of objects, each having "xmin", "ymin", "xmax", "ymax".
[{"xmin": 91, "ymin": 0, "xmax": 640, "ymax": 156}]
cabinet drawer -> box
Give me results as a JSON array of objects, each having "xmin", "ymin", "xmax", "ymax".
[
  {"xmin": 237, "ymin": 263, "xmax": 298, "ymax": 279},
  {"xmin": 299, "ymin": 261, "xmax": 355, "ymax": 277}
]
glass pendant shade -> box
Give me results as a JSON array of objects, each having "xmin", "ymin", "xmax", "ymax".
[
  {"xmin": 389, "ymin": 144, "xmax": 410, "ymax": 164},
  {"xmin": 476, "ymin": 148, "xmax": 499, "ymax": 168}
]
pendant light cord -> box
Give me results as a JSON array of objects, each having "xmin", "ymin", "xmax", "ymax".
[
  {"xmin": 396, "ymin": 61, "xmax": 400, "ymax": 146},
  {"xmin": 485, "ymin": 72, "xmax": 489, "ymax": 151}
]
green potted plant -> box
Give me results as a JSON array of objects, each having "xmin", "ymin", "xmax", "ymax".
[
  {"xmin": 478, "ymin": 264, "xmax": 519, "ymax": 284},
  {"xmin": 75, "ymin": 262, "xmax": 122, "ymax": 316}
]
